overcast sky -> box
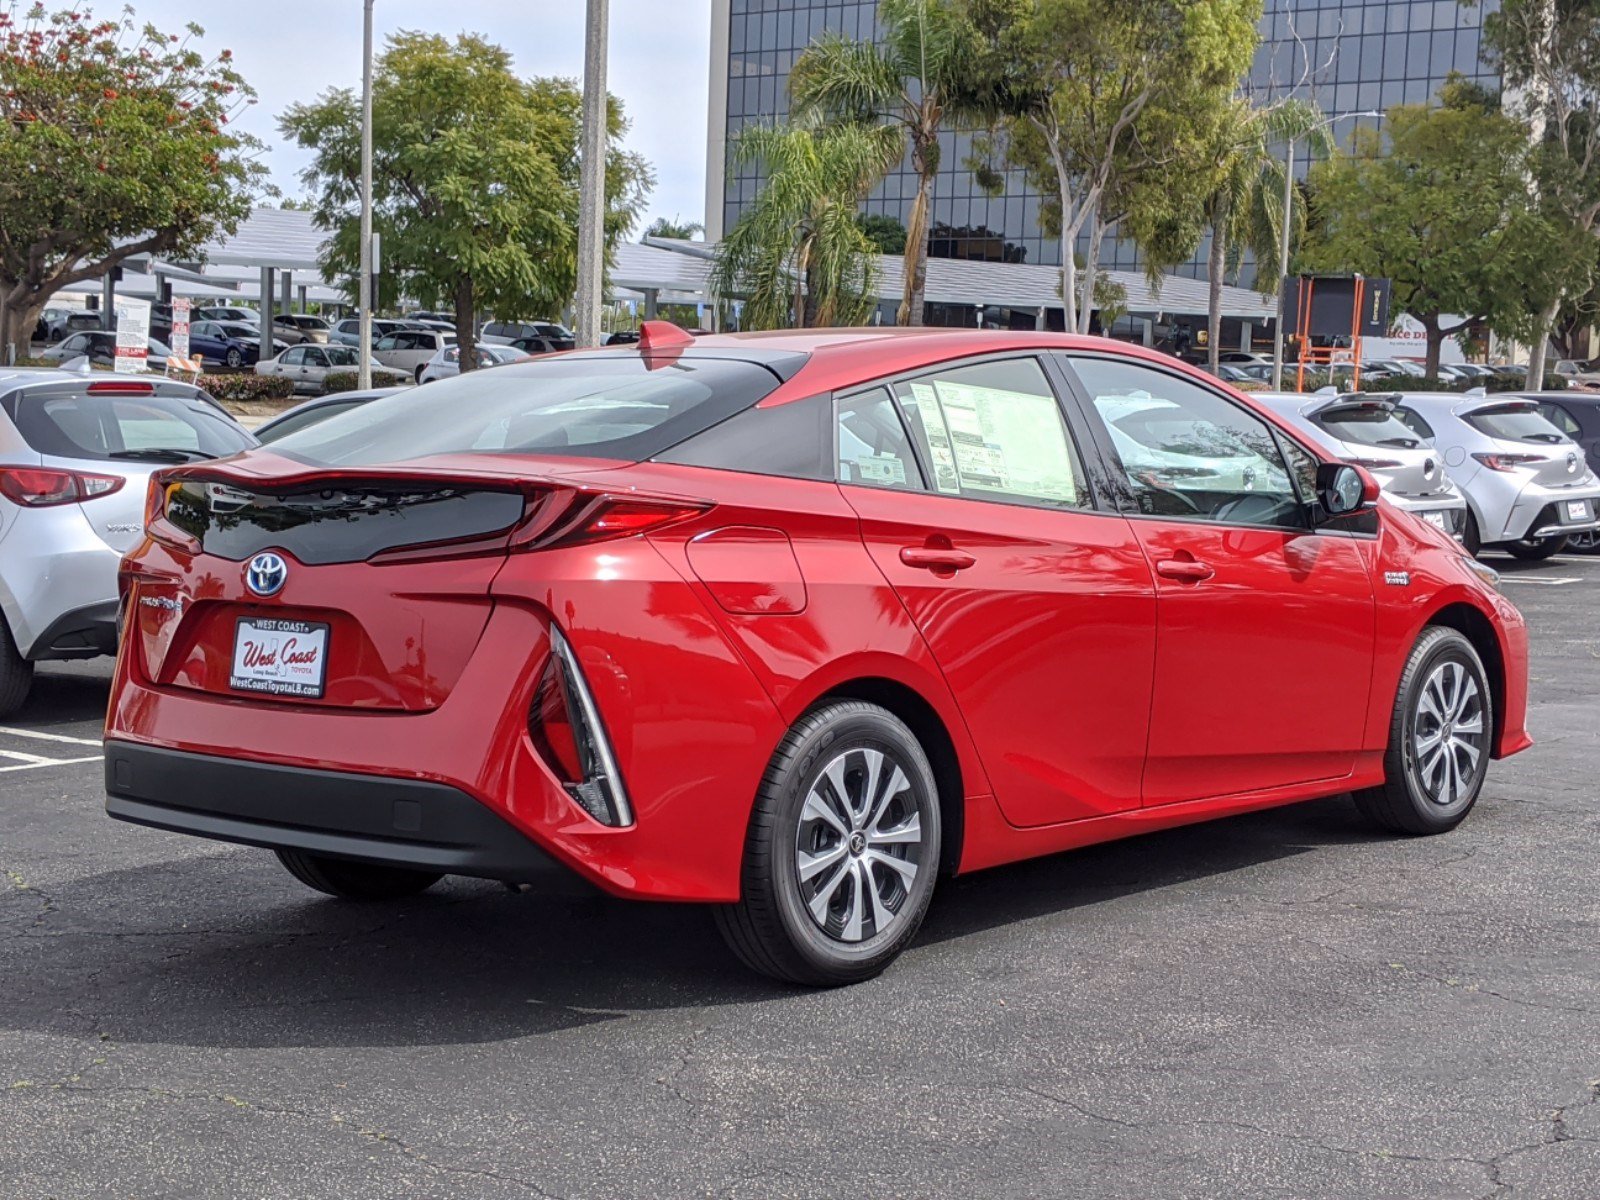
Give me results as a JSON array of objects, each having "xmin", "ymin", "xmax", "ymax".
[{"xmin": 135, "ymin": 0, "xmax": 713, "ymax": 233}]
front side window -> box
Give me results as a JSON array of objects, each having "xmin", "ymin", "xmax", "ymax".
[
  {"xmin": 1070, "ymin": 357, "xmax": 1300, "ymax": 527},
  {"xmin": 837, "ymin": 388, "xmax": 925, "ymax": 491},
  {"xmin": 891, "ymin": 357, "xmax": 1088, "ymax": 508},
  {"xmin": 307, "ymin": 348, "xmax": 332, "ymax": 368}
]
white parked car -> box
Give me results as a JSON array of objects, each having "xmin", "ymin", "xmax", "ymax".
[
  {"xmin": 374, "ymin": 329, "xmax": 456, "ymax": 382},
  {"xmin": 417, "ymin": 343, "xmax": 526, "ymax": 384},
  {"xmin": 255, "ymin": 344, "xmax": 383, "ymax": 394},
  {"xmin": 39, "ymin": 331, "xmax": 174, "ymax": 369}
]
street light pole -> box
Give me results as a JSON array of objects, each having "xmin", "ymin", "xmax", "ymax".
[
  {"xmin": 357, "ymin": 0, "xmax": 375, "ymax": 390},
  {"xmin": 574, "ymin": 0, "xmax": 609, "ymax": 349},
  {"xmin": 1271, "ymin": 136, "xmax": 1296, "ymax": 392}
]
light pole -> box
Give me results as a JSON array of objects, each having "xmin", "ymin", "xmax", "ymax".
[
  {"xmin": 1271, "ymin": 109, "xmax": 1381, "ymax": 391},
  {"xmin": 358, "ymin": 0, "xmax": 375, "ymax": 389},
  {"xmin": 574, "ymin": 0, "xmax": 609, "ymax": 348}
]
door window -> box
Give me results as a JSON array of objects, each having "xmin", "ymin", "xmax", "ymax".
[
  {"xmin": 837, "ymin": 388, "xmax": 925, "ymax": 491},
  {"xmin": 280, "ymin": 347, "xmax": 305, "ymax": 366},
  {"xmin": 374, "ymin": 335, "xmax": 397, "ymax": 351},
  {"xmin": 1069, "ymin": 357, "xmax": 1300, "ymax": 528},
  {"xmin": 1537, "ymin": 402, "xmax": 1583, "ymax": 439},
  {"xmin": 890, "ymin": 358, "xmax": 1089, "ymax": 508},
  {"xmin": 305, "ymin": 348, "xmax": 329, "ymax": 368}
]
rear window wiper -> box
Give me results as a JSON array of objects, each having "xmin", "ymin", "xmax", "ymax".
[
  {"xmin": 1520, "ymin": 433, "xmax": 1565, "ymax": 444},
  {"xmin": 1374, "ymin": 437, "xmax": 1420, "ymax": 448},
  {"xmin": 107, "ymin": 447, "xmax": 211, "ymax": 463}
]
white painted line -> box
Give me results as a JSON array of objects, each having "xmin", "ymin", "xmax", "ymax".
[
  {"xmin": 1500, "ymin": 576, "xmax": 1582, "ymax": 586},
  {"xmin": 0, "ymin": 748, "xmax": 53, "ymax": 764},
  {"xmin": 0, "ymin": 755, "xmax": 102, "ymax": 774},
  {"xmin": 0, "ymin": 726, "xmax": 103, "ymax": 747}
]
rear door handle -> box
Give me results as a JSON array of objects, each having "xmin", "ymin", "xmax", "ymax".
[
  {"xmin": 1155, "ymin": 558, "xmax": 1214, "ymax": 582},
  {"xmin": 899, "ymin": 546, "xmax": 977, "ymax": 571}
]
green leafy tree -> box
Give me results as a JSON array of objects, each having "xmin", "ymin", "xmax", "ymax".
[
  {"xmin": 857, "ymin": 213, "xmax": 909, "ymax": 255},
  {"xmin": 710, "ymin": 122, "xmax": 902, "ymax": 329},
  {"xmin": 281, "ymin": 31, "xmax": 651, "ymax": 368},
  {"xmin": 642, "ymin": 216, "xmax": 703, "ymax": 241},
  {"xmin": 1481, "ymin": 0, "xmax": 1600, "ymax": 383},
  {"xmin": 788, "ymin": 0, "xmax": 984, "ymax": 326},
  {"xmin": 968, "ymin": 0, "xmax": 1260, "ymax": 333},
  {"xmin": 0, "ymin": 3, "xmax": 264, "ymax": 353},
  {"xmin": 1301, "ymin": 80, "xmax": 1567, "ymax": 380}
]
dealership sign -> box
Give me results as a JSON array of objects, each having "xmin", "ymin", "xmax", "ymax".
[
  {"xmin": 1361, "ymin": 312, "xmax": 1467, "ymax": 364},
  {"xmin": 170, "ymin": 297, "xmax": 191, "ymax": 362},
  {"xmin": 113, "ymin": 298, "xmax": 151, "ymax": 374}
]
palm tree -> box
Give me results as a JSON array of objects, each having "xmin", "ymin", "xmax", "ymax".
[
  {"xmin": 1201, "ymin": 98, "xmax": 1331, "ymax": 374},
  {"xmin": 642, "ymin": 216, "xmax": 704, "ymax": 242},
  {"xmin": 710, "ymin": 122, "xmax": 903, "ymax": 329},
  {"xmin": 788, "ymin": 0, "xmax": 979, "ymax": 326}
]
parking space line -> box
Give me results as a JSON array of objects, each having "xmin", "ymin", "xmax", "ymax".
[
  {"xmin": 0, "ymin": 748, "xmax": 54, "ymax": 764},
  {"xmin": 1500, "ymin": 576, "xmax": 1583, "ymax": 586},
  {"xmin": 0, "ymin": 755, "xmax": 102, "ymax": 773},
  {"xmin": 0, "ymin": 726, "xmax": 103, "ymax": 747}
]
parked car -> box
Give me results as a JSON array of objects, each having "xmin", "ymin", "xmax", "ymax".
[
  {"xmin": 416, "ymin": 342, "xmax": 527, "ymax": 383},
  {"xmin": 373, "ymin": 329, "xmax": 456, "ymax": 381},
  {"xmin": 251, "ymin": 388, "xmax": 405, "ymax": 443},
  {"xmin": 507, "ymin": 335, "xmax": 563, "ymax": 356},
  {"xmin": 1506, "ymin": 391, "xmax": 1600, "ymax": 552},
  {"xmin": 186, "ymin": 320, "xmax": 286, "ymax": 369},
  {"xmin": 1392, "ymin": 391, "xmax": 1600, "ymax": 558},
  {"xmin": 39, "ymin": 331, "xmax": 174, "ymax": 369},
  {"xmin": 480, "ymin": 320, "xmax": 575, "ymax": 350},
  {"xmin": 1214, "ymin": 351, "xmax": 1273, "ymax": 367},
  {"xmin": 604, "ymin": 330, "xmax": 642, "ymax": 346},
  {"xmin": 255, "ymin": 344, "xmax": 383, "ymax": 394},
  {"xmin": 271, "ymin": 314, "xmax": 332, "ymax": 346},
  {"xmin": 104, "ymin": 326, "xmax": 1530, "ymax": 985},
  {"xmin": 409, "ymin": 310, "xmax": 456, "ymax": 325},
  {"xmin": 1254, "ymin": 392, "xmax": 1468, "ymax": 538},
  {"xmin": 329, "ymin": 317, "xmax": 414, "ymax": 347},
  {"xmin": 0, "ymin": 370, "xmax": 256, "ymax": 715},
  {"xmin": 37, "ymin": 309, "xmax": 104, "ymax": 343},
  {"xmin": 193, "ymin": 306, "xmax": 260, "ymax": 327}
]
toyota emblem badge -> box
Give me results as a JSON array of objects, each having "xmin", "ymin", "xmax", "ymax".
[{"xmin": 245, "ymin": 552, "xmax": 289, "ymax": 598}]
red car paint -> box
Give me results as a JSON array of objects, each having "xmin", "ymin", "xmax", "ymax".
[{"xmin": 106, "ymin": 329, "xmax": 1530, "ymax": 901}]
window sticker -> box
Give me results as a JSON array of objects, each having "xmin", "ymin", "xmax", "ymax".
[
  {"xmin": 929, "ymin": 380, "xmax": 1079, "ymax": 502},
  {"xmin": 905, "ymin": 382, "xmax": 962, "ymax": 494},
  {"xmin": 856, "ymin": 453, "xmax": 908, "ymax": 486}
]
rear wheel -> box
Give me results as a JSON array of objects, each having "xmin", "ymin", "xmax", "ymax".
[
  {"xmin": 714, "ymin": 701, "xmax": 941, "ymax": 986},
  {"xmin": 0, "ymin": 614, "xmax": 33, "ymax": 719},
  {"xmin": 225, "ymin": 347, "xmax": 243, "ymax": 369},
  {"xmin": 1504, "ymin": 534, "xmax": 1568, "ymax": 560},
  {"xmin": 1354, "ymin": 627, "xmax": 1492, "ymax": 835},
  {"xmin": 1460, "ymin": 510, "xmax": 1482, "ymax": 558},
  {"xmin": 415, "ymin": 365, "xmax": 427, "ymax": 384},
  {"xmin": 275, "ymin": 850, "xmax": 442, "ymax": 900}
]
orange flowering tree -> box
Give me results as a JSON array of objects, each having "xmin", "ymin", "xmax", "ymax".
[{"xmin": 0, "ymin": 3, "xmax": 264, "ymax": 352}]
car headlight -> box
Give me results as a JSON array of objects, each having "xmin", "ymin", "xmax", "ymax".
[{"xmin": 1461, "ymin": 556, "xmax": 1501, "ymax": 593}]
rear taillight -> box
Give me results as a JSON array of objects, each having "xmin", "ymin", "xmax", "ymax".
[
  {"xmin": 528, "ymin": 495, "xmax": 710, "ymax": 551},
  {"xmin": 1472, "ymin": 452, "xmax": 1544, "ymax": 472},
  {"xmin": 0, "ymin": 466, "xmax": 125, "ymax": 507},
  {"xmin": 527, "ymin": 628, "xmax": 633, "ymax": 827}
]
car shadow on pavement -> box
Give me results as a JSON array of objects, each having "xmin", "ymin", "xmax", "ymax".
[
  {"xmin": 19, "ymin": 663, "xmax": 114, "ymax": 730},
  {"xmin": 0, "ymin": 796, "xmax": 1379, "ymax": 1051}
]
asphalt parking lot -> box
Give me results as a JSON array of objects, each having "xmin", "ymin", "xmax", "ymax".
[{"xmin": 1, "ymin": 552, "xmax": 1597, "ymax": 1200}]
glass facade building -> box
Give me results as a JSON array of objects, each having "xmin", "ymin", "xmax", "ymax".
[{"xmin": 707, "ymin": 0, "xmax": 1502, "ymax": 280}]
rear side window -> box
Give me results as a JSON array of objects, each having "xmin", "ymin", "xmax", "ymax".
[
  {"xmin": 270, "ymin": 356, "xmax": 785, "ymax": 466},
  {"xmin": 1537, "ymin": 402, "xmax": 1583, "ymax": 439},
  {"xmin": 1315, "ymin": 403, "xmax": 1423, "ymax": 449},
  {"xmin": 1394, "ymin": 405, "xmax": 1435, "ymax": 440},
  {"xmin": 1465, "ymin": 404, "xmax": 1568, "ymax": 444},
  {"xmin": 2, "ymin": 389, "xmax": 255, "ymax": 462},
  {"xmin": 658, "ymin": 392, "xmax": 831, "ymax": 480},
  {"xmin": 837, "ymin": 388, "xmax": 925, "ymax": 491}
]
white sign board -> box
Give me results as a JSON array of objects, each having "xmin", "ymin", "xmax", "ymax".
[
  {"xmin": 113, "ymin": 298, "xmax": 151, "ymax": 374},
  {"xmin": 1361, "ymin": 312, "xmax": 1467, "ymax": 364},
  {"xmin": 170, "ymin": 297, "xmax": 191, "ymax": 362}
]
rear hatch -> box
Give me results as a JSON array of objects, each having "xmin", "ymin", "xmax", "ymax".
[
  {"xmin": 1311, "ymin": 398, "xmax": 1456, "ymax": 499},
  {"xmin": 1462, "ymin": 400, "xmax": 1592, "ymax": 488}
]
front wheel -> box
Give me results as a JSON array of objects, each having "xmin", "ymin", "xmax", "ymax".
[
  {"xmin": 1567, "ymin": 529, "xmax": 1600, "ymax": 554},
  {"xmin": 224, "ymin": 348, "xmax": 244, "ymax": 369},
  {"xmin": 1504, "ymin": 534, "xmax": 1568, "ymax": 561},
  {"xmin": 1354, "ymin": 627, "xmax": 1493, "ymax": 836},
  {"xmin": 275, "ymin": 850, "xmax": 442, "ymax": 900},
  {"xmin": 714, "ymin": 701, "xmax": 941, "ymax": 986}
]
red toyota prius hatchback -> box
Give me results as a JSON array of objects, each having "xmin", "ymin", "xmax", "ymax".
[{"xmin": 106, "ymin": 324, "xmax": 1531, "ymax": 984}]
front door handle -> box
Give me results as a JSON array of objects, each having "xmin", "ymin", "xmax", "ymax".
[
  {"xmin": 1155, "ymin": 558, "xmax": 1214, "ymax": 582},
  {"xmin": 899, "ymin": 546, "xmax": 977, "ymax": 572}
]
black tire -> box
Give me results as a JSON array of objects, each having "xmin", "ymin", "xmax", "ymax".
[
  {"xmin": 714, "ymin": 701, "xmax": 941, "ymax": 986},
  {"xmin": 0, "ymin": 614, "xmax": 34, "ymax": 719},
  {"xmin": 1354, "ymin": 627, "xmax": 1493, "ymax": 836},
  {"xmin": 1460, "ymin": 509, "xmax": 1482, "ymax": 558},
  {"xmin": 275, "ymin": 850, "xmax": 442, "ymax": 900},
  {"xmin": 1567, "ymin": 529, "xmax": 1600, "ymax": 554},
  {"xmin": 225, "ymin": 347, "xmax": 244, "ymax": 369},
  {"xmin": 1504, "ymin": 534, "xmax": 1568, "ymax": 561}
]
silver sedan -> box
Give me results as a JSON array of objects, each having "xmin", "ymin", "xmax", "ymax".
[{"xmin": 255, "ymin": 344, "xmax": 383, "ymax": 394}]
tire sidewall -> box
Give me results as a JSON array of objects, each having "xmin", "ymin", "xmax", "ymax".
[
  {"xmin": 1395, "ymin": 632, "xmax": 1493, "ymax": 827},
  {"xmin": 765, "ymin": 709, "xmax": 941, "ymax": 979}
]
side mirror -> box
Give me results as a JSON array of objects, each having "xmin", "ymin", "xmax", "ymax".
[{"xmin": 1316, "ymin": 462, "xmax": 1379, "ymax": 516}]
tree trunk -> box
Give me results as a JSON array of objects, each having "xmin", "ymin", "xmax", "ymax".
[
  {"xmin": 1526, "ymin": 296, "xmax": 1560, "ymax": 389},
  {"xmin": 1421, "ymin": 313, "xmax": 1443, "ymax": 382},
  {"xmin": 899, "ymin": 137, "xmax": 934, "ymax": 327},
  {"xmin": 793, "ymin": 239, "xmax": 811, "ymax": 329},
  {"xmin": 0, "ymin": 282, "xmax": 46, "ymax": 364},
  {"xmin": 453, "ymin": 277, "xmax": 477, "ymax": 372},
  {"xmin": 1076, "ymin": 206, "xmax": 1107, "ymax": 335},
  {"xmin": 1207, "ymin": 218, "xmax": 1228, "ymax": 374}
]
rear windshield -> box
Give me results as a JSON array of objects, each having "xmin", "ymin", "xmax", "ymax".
[
  {"xmin": 269, "ymin": 355, "xmax": 785, "ymax": 466},
  {"xmin": 2, "ymin": 387, "xmax": 256, "ymax": 462},
  {"xmin": 1315, "ymin": 404, "xmax": 1422, "ymax": 449},
  {"xmin": 1465, "ymin": 404, "xmax": 1568, "ymax": 444}
]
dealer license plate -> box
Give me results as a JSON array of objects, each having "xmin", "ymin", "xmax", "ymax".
[
  {"xmin": 230, "ymin": 618, "xmax": 329, "ymax": 698},
  {"xmin": 1566, "ymin": 499, "xmax": 1591, "ymax": 523},
  {"xmin": 1422, "ymin": 511, "xmax": 1449, "ymax": 530}
]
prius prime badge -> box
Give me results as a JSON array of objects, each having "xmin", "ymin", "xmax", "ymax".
[{"xmin": 245, "ymin": 552, "xmax": 289, "ymax": 598}]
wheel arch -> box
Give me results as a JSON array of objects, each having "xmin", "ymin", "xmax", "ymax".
[{"xmin": 1424, "ymin": 600, "xmax": 1507, "ymax": 752}]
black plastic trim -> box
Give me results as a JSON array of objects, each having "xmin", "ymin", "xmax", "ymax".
[
  {"xmin": 27, "ymin": 600, "xmax": 119, "ymax": 660},
  {"xmin": 104, "ymin": 741, "xmax": 591, "ymax": 890}
]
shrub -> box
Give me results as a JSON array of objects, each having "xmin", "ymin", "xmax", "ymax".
[
  {"xmin": 202, "ymin": 374, "xmax": 296, "ymax": 402},
  {"xmin": 323, "ymin": 369, "xmax": 408, "ymax": 393}
]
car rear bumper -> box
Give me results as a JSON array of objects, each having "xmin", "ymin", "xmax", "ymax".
[
  {"xmin": 104, "ymin": 741, "xmax": 590, "ymax": 890},
  {"xmin": 1502, "ymin": 483, "xmax": 1600, "ymax": 541}
]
